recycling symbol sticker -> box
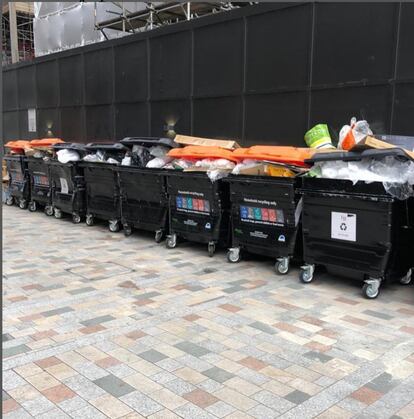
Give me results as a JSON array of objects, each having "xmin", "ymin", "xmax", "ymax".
[{"xmin": 331, "ymin": 211, "xmax": 356, "ymax": 242}]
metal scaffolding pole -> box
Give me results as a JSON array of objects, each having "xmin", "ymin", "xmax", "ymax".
[{"xmin": 9, "ymin": 1, "xmax": 19, "ymax": 63}]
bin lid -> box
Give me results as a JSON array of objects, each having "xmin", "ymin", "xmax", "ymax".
[
  {"xmin": 85, "ymin": 142, "xmax": 128, "ymax": 152},
  {"xmin": 53, "ymin": 143, "xmax": 87, "ymax": 152},
  {"xmin": 120, "ymin": 137, "xmax": 179, "ymax": 149},
  {"xmin": 306, "ymin": 148, "xmax": 410, "ymax": 164}
]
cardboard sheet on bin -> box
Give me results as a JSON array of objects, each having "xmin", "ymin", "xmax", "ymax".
[
  {"xmin": 174, "ymin": 134, "xmax": 240, "ymax": 150},
  {"xmin": 351, "ymin": 136, "xmax": 414, "ymax": 160}
]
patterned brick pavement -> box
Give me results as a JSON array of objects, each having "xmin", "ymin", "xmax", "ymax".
[{"xmin": 3, "ymin": 205, "xmax": 414, "ymax": 418}]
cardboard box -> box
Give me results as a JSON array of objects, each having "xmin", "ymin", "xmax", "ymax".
[
  {"xmin": 174, "ymin": 134, "xmax": 240, "ymax": 150},
  {"xmin": 352, "ymin": 136, "xmax": 414, "ymax": 160},
  {"xmin": 236, "ymin": 164, "xmax": 267, "ymax": 176}
]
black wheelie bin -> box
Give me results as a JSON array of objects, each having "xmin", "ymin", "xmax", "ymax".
[
  {"xmin": 49, "ymin": 143, "xmax": 87, "ymax": 223},
  {"xmin": 165, "ymin": 171, "xmax": 230, "ymax": 256},
  {"xmin": 300, "ymin": 149, "xmax": 413, "ymax": 299},
  {"xmin": 80, "ymin": 143, "xmax": 127, "ymax": 232},
  {"xmin": 27, "ymin": 156, "xmax": 53, "ymax": 215},
  {"xmin": 116, "ymin": 137, "xmax": 178, "ymax": 240},
  {"xmin": 4, "ymin": 154, "xmax": 30, "ymax": 209},
  {"xmin": 225, "ymin": 174, "xmax": 303, "ymax": 274}
]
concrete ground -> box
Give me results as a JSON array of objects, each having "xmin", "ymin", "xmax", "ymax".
[{"xmin": 2, "ymin": 205, "xmax": 414, "ymax": 419}]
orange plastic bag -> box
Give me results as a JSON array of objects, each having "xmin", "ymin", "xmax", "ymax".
[
  {"xmin": 232, "ymin": 146, "xmax": 315, "ymax": 167},
  {"xmin": 168, "ymin": 146, "xmax": 239, "ymax": 162}
]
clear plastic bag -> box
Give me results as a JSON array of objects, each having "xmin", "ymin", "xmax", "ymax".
[
  {"xmin": 149, "ymin": 145, "xmax": 169, "ymax": 158},
  {"xmin": 146, "ymin": 156, "xmax": 173, "ymax": 168},
  {"xmin": 131, "ymin": 145, "xmax": 151, "ymax": 167},
  {"xmin": 232, "ymin": 159, "xmax": 261, "ymax": 175},
  {"xmin": 339, "ymin": 117, "xmax": 373, "ymax": 150}
]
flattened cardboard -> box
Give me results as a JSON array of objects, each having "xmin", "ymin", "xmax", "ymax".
[{"xmin": 175, "ymin": 134, "xmax": 240, "ymax": 150}]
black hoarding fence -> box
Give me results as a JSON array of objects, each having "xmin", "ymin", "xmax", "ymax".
[{"xmin": 3, "ymin": 3, "xmax": 414, "ymax": 145}]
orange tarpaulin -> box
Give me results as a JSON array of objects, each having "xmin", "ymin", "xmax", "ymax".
[
  {"xmin": 30, "ymin": 138, "xmax": 64, "ymax": 147},
  {"xmin": 4, "ymin": 140, "xmax": 32, "ymax": 154},
  {"xmin": 232, "ymin": 146, "xmax": 316, "ymax": 167},
  {"xmin": 168, "ymin": 146, "xmax": 239, "ymax": 162}
]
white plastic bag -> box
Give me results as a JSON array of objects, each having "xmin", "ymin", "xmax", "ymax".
[
  {"xmin": 121, "ymin": 155, "xmax": 132, "ymax": 166},
  {"xmin": 149, "ymin": 145, "xmax": 169, "ymax": 158},
  {"xmin": 232, "ymin": 159, "xmax": 261, "ymax": 175},
  {"xmin": 338, "ymin": 117, "xmax": 373, "ymax": 150},
  {"xmin": 57, "ymin": 149, "xmax": 80, "ymax": 163},
  {"xmin": 146, "ymin": 156, "xmax": 173, "ymax": 168}
]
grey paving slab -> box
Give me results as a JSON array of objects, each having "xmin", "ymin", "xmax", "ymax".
[{"xmin": 93, "ymin": 374, "xmax": 135, "ymax": 397}]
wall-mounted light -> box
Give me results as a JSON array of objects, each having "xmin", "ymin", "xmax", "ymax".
[
  {"xmin": 46, "ymin": 121, "xmax": 54, "ymax": 138},
  {"xmin": 163, "ymin": 122, "xmax": 176, "ymax": 139}
]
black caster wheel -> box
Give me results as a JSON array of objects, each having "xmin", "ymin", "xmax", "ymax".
[
  {"xmin": 154, "ymin": 230, "xmax": 163, "ymax": 243},
  {"xmin": 123, "ymin": 224, "xmax": 132, "ymax": 237},
  {"xmin": 208, "ymin": 242, "xmax": 216, "ymax": 257},
  {"xmin": 362, "ymin": 281, "xmax": 380, "ymax": 299},
  {"xmin": 72, "ymin": 213, "xmax": 82, "ymax": 224},
  {"xmin": 45, "ymin": 206, "xmax": 54, "ymax": 216},
  {"xmin": 18, "ymin": 199, "xmax": 27, "ymax": 209},
  {"xmin": 6, "ymin": 196, "xmax": 14, "ymax": 206},
  {"xmin": 28, "ymin": 201, "xmax": 37, "ymax": 212},
  {"xmin": 54, "ymin": 208, "xmax": 63, "ymax": 219},
  {"xmin": 400, "ymin": 269, "xmax": 412, "ymax": 285},
  {"xmin": 166, "ymin": 234, "xmax": 177, "ymax": 249},
  {"xmin": 227, "ymin": 248, "xmax": 241, "ymax": 263},
  {"xmin": 86, "ymin": 214, "xmax": 94, "ymax": 226},
  {"xmin": 299, "ymin": 267, "xmax": 314, "ymax": 284},
  {"xmin": 109, "ymin": 221, "xmax": 120, "ymax": 233},
  {"xmin": 275, "ymin": 258, "xmax": 289, "ymax": 275}
]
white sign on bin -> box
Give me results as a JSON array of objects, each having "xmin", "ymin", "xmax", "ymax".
[{"xmin": 331, "ymin": 211, "xmax": 356, "ymax": 242}]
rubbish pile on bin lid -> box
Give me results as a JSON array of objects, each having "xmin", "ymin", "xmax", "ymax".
[
  {"xmin": 53, "ymin": 143, "xmax": 87, "ymax": 164},
  {"xmin": 25, "ymin": 138, "xmax": 65, "ymax": 159},
  {"xmin": 120, "ymin": 137, "xmax": 178, "ymax": 169},
  {"xmin": 83, "ymin": 143, "xmax": 128, "ymax": 165},
  {"xmin": 304, "ymin": 117, "xmax": 414, "ymax": 199}
]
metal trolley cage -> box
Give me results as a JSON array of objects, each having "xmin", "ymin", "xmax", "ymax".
[
  {"xmin": 26, "ymin": 156, "xmax": 53, "ymax": 215},
  {"xmin": 165, "ymin": 171, "xmax": 230, "ymax": 256},
  {"xmin": 48, "ymin": 143, "xmax": 88, "ymax": 223},
  {"xmin": 225, "ymin": 175, "xmax": 303, "ymax": 275},
  {"xmin": 299, "ymin": 177, "xmax": 413, "ymax": 299},
  {"xmin": 3, "ymin": 155, "xmax": 30, "ymax": 209},
  {"xmin": 80, "ymin": 143, "xmax": 128, "ymax": 232}
]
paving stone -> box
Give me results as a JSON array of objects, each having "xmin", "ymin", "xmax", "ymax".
[
  {"xmin": 202, "ymin": 367, "xmax": 235, "ymax": 383},
  {"xmin": 3, "ymin": 344, "xmax": 31, "ymax": 358},
  {"xmin": 284, "ymin": 389, "xmax": 311, "ymax": 404},
  {"xmin": 363, "ymin": 310, "xmax": 394, "ymax": 320},
  {"xmin": 249, "ymin": 322, "xmax": 277, "ymax": 335},
  {"xmin": 67, "ymin": 287, "xmax": 96, "ymax": 295},
  {"xmin": 3, "ymin": 333, "xmax": 14, "ymax": 342},
  {"xmin": 139, "ymin": 349, "xmax": 168, "ymax": 363},
  {"xmin": 80, "ymin": 315, "xmax": 115, "ymax": 327},
  {"xmin": 93, "ymin": 374, "xmax": 135, "ymax": 397},
  {"xmin": 175, "ymin": 341, "xmax": 211, "ymax": 357},
  {"xmin": 120, "ymin": 390, "xmax": 163, "ymax": 416},
  {"xmin": 41, "ymin": 307, "xmax": 74, "ymax": 317}
]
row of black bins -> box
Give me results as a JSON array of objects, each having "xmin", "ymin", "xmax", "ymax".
[{"xmin": 4, "ymin": 152, "xmax": 413, "ymax": 299}]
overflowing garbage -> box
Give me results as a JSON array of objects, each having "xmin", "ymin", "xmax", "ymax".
[{"xmin": 3, "ymin": 120, "xmax": 413, "ymax": 299}]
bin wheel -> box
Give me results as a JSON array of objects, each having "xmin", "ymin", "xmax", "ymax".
[
  {"xmin": 208, "ymin": 242, "xmax": 216, "ymax": 257},
  {"xmin": 86, "ymin": 214, "xmax": 94, "ymax": 226},
  {"xmin": 54, "ymin": 208, "xmax": 63, "ymax": 219},
  {"xmin": 362, "ymin": 280, "xmax": 381, "ymax": 299},
  {"xmin": 28, "ymin": 201, "xmax": 37, "ymax": 212},
  {"xmin": 45, "ymin": 206, "xmax": 54, "ymax": 216},
  {"xmin": 227, "ymin": 248, "xmax": 241, "ymax": 263},
  {"xmin": 166, "ymin": 234, "xmax": 177, "ymax": 249},
  {"xmin": 109, "ymin": 221, "xmax": 120, "ymax": 233},
  {"xmin": 299, "ymin": 265, "xmax": 314, "ymax": 283},
  {"xmin": 5, "ymin": 196, "xmax": 14, "ymax": 206},
  {"xmin": 72, "ymin": 213, "xmax": 81, "ymax": 224},
  {"xmin": 123, "ymin": 224, "xmax": 132, "ymax": 237},
  {"xmin": 18, "ymin": 199, "xmax": 27, "ymax": 209},
  {"xmin": 275, "ymin": 258, "xmax": 289, "ymax": 275},
  {"xmin": 400, "ymin": 269, "xmax": 412, "ymax": 285},
  {"xmin": 154, "ymin": 230, "xmax": 163, "ymax": 243}
]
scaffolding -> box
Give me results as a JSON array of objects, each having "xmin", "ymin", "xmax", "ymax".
[
  {"xmin": 2, "ymin": 2, "xmax": 35, "ymax": 66},
  {"xmin": 95, "ymin": 2, "xmax": 251, "ymax": 36}
]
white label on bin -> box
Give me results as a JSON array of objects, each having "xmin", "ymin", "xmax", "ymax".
[
  {"xmin": 60, "ymin": 178, "xmax": 69, "ymax": 194},
  {"xmin": 331, "ymin": 212, "xmax": 356, "ymax": 242}
]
